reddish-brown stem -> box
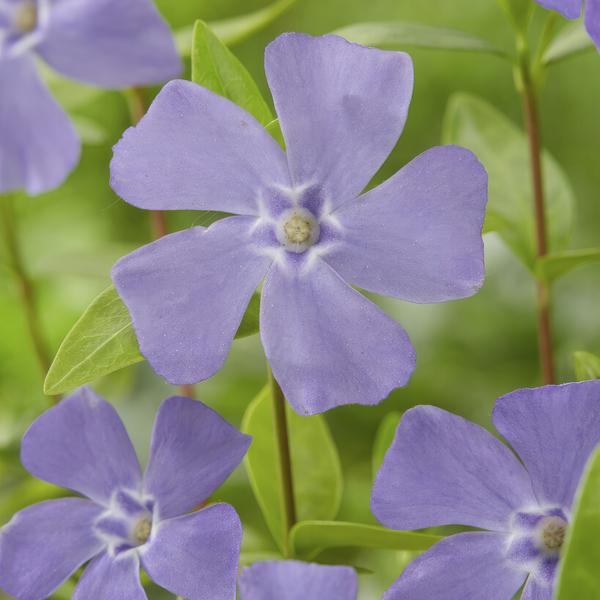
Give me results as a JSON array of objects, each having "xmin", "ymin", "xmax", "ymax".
[{"xmin": 180, "ymin": 384, "xmax": 195, "ymax": 398}]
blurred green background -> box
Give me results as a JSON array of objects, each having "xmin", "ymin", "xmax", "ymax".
[{"xmin": 1, "ymin": 0, "xmax": 599, "ymax": 598}]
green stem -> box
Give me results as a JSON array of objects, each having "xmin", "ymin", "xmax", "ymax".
[
  {"xmin": 517, "ymin": 49, "xmax": 556, "ymax": 385},
  {"xmin": 1, "ymin": 196, "xmax": 53, "ymax": 382},
  {"xmin": 269, "ymin": 370, "xmax": 296, "ymax": 557}
]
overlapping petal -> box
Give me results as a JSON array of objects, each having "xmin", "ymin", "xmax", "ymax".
[
  {"xmin": 0, "ymin": 499, "xmax": 104, "ymax": 600},
  {"xmin": 521, "ymin": 578, "xmax": 553, "ymax": 600},
  {"xmin": 372, "ymin": 406, "xmax": 536, "ymax": 531},
  {"xmin": 141, "ymin": 503, "xmax": 242, "ymax": 600},
  {"xmin": 73, "ymin": 552, "xmax": 147, "ymax": 600},
  {"xmin": 112, "ymin": 218, "xmax": 272, "ymax": 385},
  {"xmin": 261, "ymin": 257, "xmax": 415, "ymax": 415},
  {"xmin": 238, "ymin": 561, "xmax": 357, "ymax": 600},
  {"xmin": 383, "ymin": 533, "xmax": 526, "ymax": 600},
  {"xmin": 535, "ymin": 0, "xmax": 582, "ymax": 19},
  {"xmin": 586, "ymin": 0, "xmax": 600, "ymax": 49},
  {"xmin": 21, "ymin": 387, "xmax": 141, "ymax": 505},
  {"xmin": 493, "ymin": 381, "xmax": 600, "ymax": 508},
  {"xmin": 144, "ymin": 396, "xmax": 251, "ymax": 520},
  {"xmin": 265, "ymin": 33, "xmax": 413, "ymax": 208},
  {"xmin": 0, "ymin": 55, "xmax": 79, "ymax": 194},
  {"xmin": 37, "ymin": 0, "xmax": 180, "ymax": 87},
  {"xmin": 110, "ymin": 80, "xmax": 290, "ymax": 214},
  {"xmin": 325, "ymin": 146, "xmax": 487, "ymax": 303}
]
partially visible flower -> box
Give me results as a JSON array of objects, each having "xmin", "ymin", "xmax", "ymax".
[
  {"xmin": 238, "ymin": 560, "xmax": 357, "ymax": 600},
  {"xmin": 0, "ymin": 387, "xmax": 250, "ymax": 600},
  {"xmin": 110, "ymin": 32, "xmax": 488, "ymax": 416},
  {"xmin": 0, "ymin": 0, "xmax": 181, "ymax": 195},
  {"xmin": 535, "ymin": 0, "xmax": 600, "ymax": 50},
  {"xmin": 371, "ymin": 381, "xmax": 600, "ymax": 600}
]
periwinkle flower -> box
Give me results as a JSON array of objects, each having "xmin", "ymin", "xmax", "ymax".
[
  {"xmin": 110, "ymin": 33, "xmax": 488, "ymax": 416},
  {"xmin": 0, "ymin": 387, "xmax": 250, "ymax": 600},
  {"xmin": 535, "ymin": 0, "xmax": 600, "ymax": 49},
  {"xmin": 0, "ymin": 0, "xmax": 181, "ymax": 195},
  {"xmin": 371, "ymin": 381, "xmax": 600, "ymax": 600},
  {"xmin": 238, "ymin": 560, "xmax": 357, "ymax": 600}
]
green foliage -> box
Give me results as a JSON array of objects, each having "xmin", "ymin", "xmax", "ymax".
[
  {"xmin": 241, "ymin": 386, "xmax": 343, "ymax": 554},
  {"xmin": 191, "ymin": 20, "xmax": 274, "ymax": 125},
  {"xmin": 44, "ymin": 286, "xmax": 260, "ymax": 395},
  {"xmin": 333, "ymin": 22, "xmax": 507, "ymax": 57},
  {"xmin": 573, "ymin": 352, "xmax": 600, "ymax": 381},
  {"xmin": 555, "ymin": 447, "xmax": 600, "ymax": 599},
  {"xmin": 536, "ymin": 248, "xmax": 600, "ymax": 282},
  {"xmin": 290, "ymin": 520, "xmax": 441, "ymax": 560},
  {"xmin": 443, "ymin": 93, "xmax": 575, "ymax": 269},
  {"xmin": 544, "ymin": 21, "xmax": 597, "ymax": 66},
  {"xmin": 496, "ymin": 0, "xmax": 533, "ymax": 33},
  {"xmin": 371, "ymin": 411, "xmax": 402, "ymax": 480},
  {"xmin": 175, "ymin": 0, "xmax": 298, "ymax": 55}
]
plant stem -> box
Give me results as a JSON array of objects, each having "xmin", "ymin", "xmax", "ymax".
[
  {"xmin": 1, "ymin": 196, "xmax": 52, "ymax": 379},
  {"xmin": 124, "ymin": 87, "xmax": 168, "ymax": 241},
  {"xmin": 518, "ymin": 55, "xmax": 556, "ymax": 384},
  {"xmin": 269, "ymin": 370, "xmax": 296, "ymax": 556}
]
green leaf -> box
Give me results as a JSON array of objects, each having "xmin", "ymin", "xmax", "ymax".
[
  {"xmin": 443, "ymin": 93, "xmax": 575, "ymax": 269},
  {"xmin": 536, "ymin": 248, "xmax": 600, "ymax": 282},
  {"xmin": 332, "ymin": 22, "xmax": 508, "ymax": 58},
  {"xmin": 45, "ymin": 286, "xmax": 261, "ymax": 395},
  {"xmin": 543, "ymin": 20, "xmax": 595, "ymax": 66},
  {"xmin": 176, "ymin": 0, "xmax": 298, "ymax": 56},
  {"xmin": 266, "ymin": 119, "xmax": 285, "ymax": 149},
  {"xmin": 496, "ymin": 0, "xmax": 533, "ymax": 33},
  {"xmin": 242, "ymin": 386, "xmax": 343, "ymax": 554},
  {"xmin": 573, "ymin": 351, "xmax": 600, "ymax": 381},
  {"xmin": 372, "ymin": 411, "xmax": 402, "ymax": 480},
  {"xmin": 71, "ymin": 115, "xmax": 109, "ymax": 146},
  {"xmin": 555, "ymin": 446, "xmax": 600, "ymax": 600},
  {"xmin": 291, "ymin": 520, "xmax": 441, "ymax": 559},
  {"xmin": 191, "ymin": 20, "xmax": 273, "ymax": 126}
]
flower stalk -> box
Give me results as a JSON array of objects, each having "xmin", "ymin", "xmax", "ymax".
[
  {"xmin": 0, "ymin": 195, "xmax": 52, "ymax": 380},
  {"xmin": 269, "ymin": 369, "xmax": 297, "ymax": 556}
]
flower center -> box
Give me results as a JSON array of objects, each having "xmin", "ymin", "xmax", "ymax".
[
  {"xmin": 13, "ymin": 2, "xmax": 37, "ymax": 33},
  {"xmin": 537, "ymin": 516, "xmax": 567, "ymax": 554},
  {"xmin": 276, "ymin": 207, "xmax": 320, "ymax": 253},
  {"xmin": 132, "ymin": 517, "xmax": 153, "ymax": 545}
]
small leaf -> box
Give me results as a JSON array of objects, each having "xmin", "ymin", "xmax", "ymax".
[
  {"xmin": 291, "ymin": 520, "xmax": 441, "ymax": 559},
  {"xmin": 536, "ymin": 248, "xmax": 600, "ymax": 282},
  {"xmin": 544, "ymin": 20, "xmax": 595, "ymax": 66},
  {"xmin": 45, "ymin": 286, "xmax": 261, "ymax": 395},
  {"xmin": 191, "ymin": 20, "xmax": 273, "ymax": 126},
  {"xmin": 333, "ymin": 22, "xmax": 508, "ymax": 58},
  {"xmin": 372, "ymin": 412, "xmax": 402, "ymax": 481},
  {"xmin": 242, "ymin": 386, "xmax": 343, "ymax": 554},
  {"xmin": 555, "ymin": 446, "xmax": 600, "ymax": 600},
  {"xmin": 266, "ymin": 119, "xmax": 285, "ymax": 149},
  {"xmin": 443, "ymin": 93, "xmax": 575, "ymax": 269},
  {"xmin": 573, "ymin": 352, "xmax": 600, "ymax": 381},
  {"xmin": 176, "ymin": 0, "xmax": 298, "ymax": 56},
  {"xmin": 70, "ymin": 115, "xmax": 109, "ymax": 146}
]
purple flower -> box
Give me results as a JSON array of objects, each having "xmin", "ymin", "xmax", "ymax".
[
  {"xmin": 238, "ymin": 560, "xmax": 357, "ymax": 600},
  {"xmin": 535, "ymin": 0, "xmax": 600, "ymax": 50},
  {"xmin": 0, "ymin": 0, "xmax": 181, "ymax": 195},
  {"xmin": 371, "ymin": 380, "xmax": 600, "ymax": 600},
  {"xmin": 110, "ymin": 33, "xmax": 488, "ymax": 416},
  {"xmin": 0, "ymin": 387, "xmax": 250, "ymax": 600}
]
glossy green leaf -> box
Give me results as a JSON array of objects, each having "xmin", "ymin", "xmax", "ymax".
[
  {"xmin": 242, "ymin": 386, "xmax": 343, "ymax": 553},
  {"xmin": 536, "ymin": 248, "xmax": 600, "ymax": 282},
  {"xmin": 333, "ymin": 22, "xmax": 508, "ymax": 58},
  {"xmin": 555, "ymin": 446, "xmax": 600, "ymax": 599},
  {"xmin": 191, "ymin": 20, "xmax": 273, "ymax": 125},
  {"xmin": 544, "ymin": 20, "xmax": 595, "ymax": 66},
  {"xmin": 44, "ymin": 286, "xmax": 261, "ymax": 395},
  {"xmin": 573, "ymin": 351, "xmax": 600, "ymax": 381},
  {"xmin": 443, "ymin": 93, "xmax": 575, "ymax": 269},
  {"xmin": 372, "ymin": 411, "xmax": 402, "ymax": 480},
  {"xmin": 291, "ymin": 520, "xmax": 441, "ymax": 559},
  {"xmin": 266, "ymin": 119, "xmax": 285, "ymax": 149},
  {"xmin": 176, "ymin": 0, "xmax": 298, "ymax": 56}
]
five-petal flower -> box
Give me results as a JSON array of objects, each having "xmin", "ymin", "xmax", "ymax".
[
  {"xmin": 238, "ymin": 560, "xmax": 357, "ymax": 600},
  {"xmin": 371, "ymin": 380, "xmax": 600, "ymax": 600},
  {"xmin": 110, "ymin": 32, "xmax": 488, "ymax": 415},
  {"xmin": 0, "ymin": 0, "xmax": 181, "ymax": 195},
  {"xmin": 0, "ymin": 387, "xmax": 250, "ymax": 600},
  {"xmin": 535, "ymin": 0, "xmax": 600, "ymax": 50}
]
